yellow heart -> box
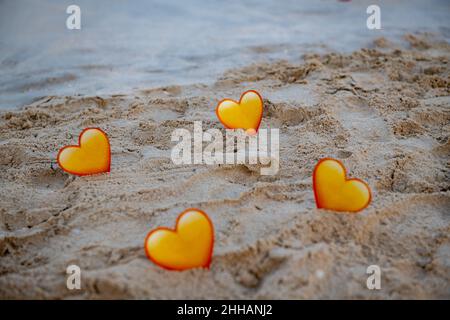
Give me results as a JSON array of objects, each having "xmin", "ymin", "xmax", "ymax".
[
  {"xmin": 216, "ymin": 90, "xmax": 263, "ymax": 131},
  {"xmin": 144, "ymin": 209, "xmax": 214, "ymax": 270},
  {"xmin": 57, "ymin": 128, "xmax": 110, "ymax": 176},
  {"xmin": 313, "ymin": 158, "xmax": 371, "ymax": 213}
]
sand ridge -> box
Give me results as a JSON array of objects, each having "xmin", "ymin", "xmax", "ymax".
[{"xmin": 0, "ymin": 34, "xmax": 449, "ymax": 299}]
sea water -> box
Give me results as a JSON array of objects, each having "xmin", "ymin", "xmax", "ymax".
[{"xmin": 0, "ymin": 0, "xmax": 449, "ymax": 109}]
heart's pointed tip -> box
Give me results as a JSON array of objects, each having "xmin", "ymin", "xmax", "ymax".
[{"xmin": 245, "ymin": 128, "xmax": 257, "ymax": 136}]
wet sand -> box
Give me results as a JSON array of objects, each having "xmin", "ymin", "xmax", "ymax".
[{"xmin": 0, "ymin": 34, "xmax": 449, "ymax": 299}]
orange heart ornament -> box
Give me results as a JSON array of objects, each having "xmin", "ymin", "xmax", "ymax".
[
  {"xmin": 313, "ymin": 158, "xmax": 371, "ymax": 213},
  {"xmin": 57, "ymin": 128, "xmax": 111, "ymax": 176},
  {"xmin": 215, "ymin": 90, "xmax": 263, "ymax": 132},
  {"xmin": 144, "ymin": 209, "xmax": 214, "ymax": 271}
]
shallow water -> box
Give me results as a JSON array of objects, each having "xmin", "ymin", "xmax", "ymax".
[{"xmin": 0, "ymin": 0, "xmax": 449, "ymax": 109}]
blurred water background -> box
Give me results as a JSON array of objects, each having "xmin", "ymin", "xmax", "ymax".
[{"xmin": 0, "ymin": 0, "xmax": 449, "ymax": 109}]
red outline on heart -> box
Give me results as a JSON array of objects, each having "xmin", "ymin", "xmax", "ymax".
[
  {"xmin": 215, "ymin": 90, "xmax": 264, "ymax": 132},
  {"xmin": 57, "ymin": 127, "xmax": 111, "ymax": 176},
  {"xmin": 312, "ymin": 158, "xmax": 372, "ymax": 212},
  {"xmin": 144, "ymin": 208, "xmax": 214, "ymax": 271}
]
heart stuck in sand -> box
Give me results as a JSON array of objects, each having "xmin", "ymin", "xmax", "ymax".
[
  {"xmin": 313, "ymin": 158, "xmax": 371, "ymax": 213},
  {"xmin": 57, "ymin": 128, "xmax": 111, "ymax": 176},
  {"xmin": 215, "ymin": 90, "xmax": 263, "ymax": 132},
  {"xmin": 144, "ymin": 209, "xmax": 214, "ymax": 271}
]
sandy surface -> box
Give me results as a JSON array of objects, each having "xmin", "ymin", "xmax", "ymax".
[{"xmin": 0, "ymin": 34, "xmax": 449, "ymax": 299}]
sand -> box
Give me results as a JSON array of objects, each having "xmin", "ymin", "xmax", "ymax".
[{"xmin": 0, "ymin": 34, "xmax": 449, "ymax": 299}]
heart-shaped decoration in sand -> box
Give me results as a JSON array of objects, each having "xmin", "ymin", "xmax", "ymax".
[
  {"xmin": 313, "ymin": 158, "xmax": 371, "ymax": 213},
  {"xmin": 216, "ymin": 90, "xmax": 263, "ymax": 132},
  {"xmin": 57, "ymin": 128, "xmax": 110, "ymax": 176},
  {"xmin": 144, "ymin": 209, "xmax": 214, "ymax": 271}
]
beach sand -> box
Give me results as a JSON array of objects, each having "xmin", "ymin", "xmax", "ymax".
[{"xmin": 0, "ymin": 34, "xmax": 449, "ymax": 299}]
